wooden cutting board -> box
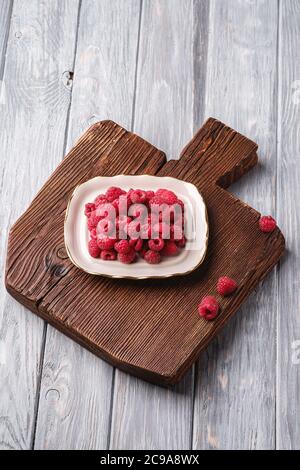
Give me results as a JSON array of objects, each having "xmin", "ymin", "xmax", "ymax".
[{"xmin": 5, "ymin": 118, "xmax": 285, "ymax": 385}]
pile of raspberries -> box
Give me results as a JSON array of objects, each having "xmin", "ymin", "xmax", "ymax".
[{"xmin": 85, "ymin": 186, "xmax": 186, "ymax": 264}]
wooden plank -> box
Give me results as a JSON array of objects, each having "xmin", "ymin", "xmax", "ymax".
[
  {"xmin": 0, "ymin": 0, "xmax": 12, "ymax": 78},
  {"xmin": 0, "ymin": 0, "xmax": 80, "ymax": 450},
  {"xmin": 192, "ymin": 0, "xmax": 279, "ymax": 449},
  {"xmin": 109, "ymin": 0, "xmax": 208, "ymax": 450},
  {"xmin": 276, "ymin": 0, "xmax": 300, "ymax": 450},
  {"xmin": 34, "ymin": 0, "xmax": 142, "ymax": 450}
]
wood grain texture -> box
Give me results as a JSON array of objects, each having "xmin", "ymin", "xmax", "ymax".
[
  {"xmin": 34, "ymin": 0, "xmax": 142, "ymax": 450},
  {"xmin": 0, "ymin": 0, "xmax": 80, "ymax": 450},
  {"xmin": 110, "ymin": 0, "xmax": 209, "ymax": 450},
  {"xmin": 276, "ymin": 0, "xmax": 300, "ymax": 450},
  {"xmin": 0, "ymin": 0, "xmax": 12, "ymax": 79},
  {"xmin": 5, "ymin": 117, "xmax": 284, "ymax": 384},
  {"xmin": 192, "ymin": 0, "xmax": 280, "ymax": 450}
]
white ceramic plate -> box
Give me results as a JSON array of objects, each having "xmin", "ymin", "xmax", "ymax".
[{"xmin": 64, "ymin": 175, "xmax": 209, "ymax": 279}]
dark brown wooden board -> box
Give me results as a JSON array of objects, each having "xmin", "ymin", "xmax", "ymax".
[{"xmin": 5, "ymin": 118, "xmax": 285, "ymax": 385}]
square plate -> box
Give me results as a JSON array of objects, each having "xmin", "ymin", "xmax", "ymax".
[{"xmin": 64, "ymin": 175, "xmax": 209, "ymax": 279}]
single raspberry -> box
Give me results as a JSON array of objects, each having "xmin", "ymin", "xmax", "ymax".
[
  {"xmin": 105, "ymin": 186, "xmax": 125, "ymax": 202},
  {"xmin": 145, "ymin": 190, "xmax": 155, "ymax": 201},
  {"xmin": 161, "ymin": 240, "xmax": 179, "ymax": 256},
  {"xmin": 100, "ymin": 250, "xmax": 117, "ymax": 261},
  {"xmin": 259, "ymin": 215, "xmax": 277, "ymax": 233},
  {"xmin": 198, "ymin": 296, "xmax": 219, "ymax": 321},
  {"xmin": 88, "ymin": 239, "xmax": 100, "ymax": 258},
  {"xmin": 114, "ymin": 239, "xmax": 131, "ymax": 254},
  {"xmin": 118, "ymin": 249, "xmax": 136, "ymax": 264},
  {"xmin": 176, "ymin": 235, "xmax": 186, "ymax": 248},
  {"xmin": 111, "ymin": 198, "xmax": 120, "ymax": 215},
  {"xmin": 155, "ymin": 189, "xmax": 178, "ymax": 205},
  {"xmin": 94, "ymin": 194, "xmax": 107, "ymax": 207},
  {"xmin": 130, "ymin": 189, "xmax": 147, "ymax": 204},
  {"xmin": 148, "ymin": 238, "xmax": 165, "ymax": 251},
  {"xmin": 217, "ymin": 276, "xmax": 238, "ymax": 296},
  {"xmin": 85, "ymin": 202, "xmax": 96, "ymax": 217},
  {"xmin": 144, "ymin": 250, "xmax": 161, "ymax": 264},
  {"xmin": 97, "ymin": 236, "xmax": 116, "ymax": 250},
  {"xmin": 129, "ymin": 238, "xmax": 143, "ymax": 251}
]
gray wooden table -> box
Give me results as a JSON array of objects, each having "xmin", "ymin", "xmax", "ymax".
[{"xmin": 0, "ymin": 0, "xmax": 299, "ymax": 450}]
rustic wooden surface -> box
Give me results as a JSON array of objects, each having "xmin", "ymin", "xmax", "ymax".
[{"xmin": 0, "ymin": 0, "xmax": 299, "ymax": 450}]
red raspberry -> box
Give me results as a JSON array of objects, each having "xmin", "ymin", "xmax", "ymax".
[
  {"xmin": 97, "ymin": 236, "xmax": 116, "ymax": 250},
  {"xmin": 130, "ymin": 189, "xmax": 147, "ymax": 204},
  {"xmin": 114, "ymin": 239, "xmax": 131, "ymax": 254},
  {"xmin": 100, "ymin": 250, "xmax": 117, "ymax": 261},
  {"xmin": 176, "ymin": 236, "xmax": 186, "ymax": 248},
  {"xmin": 87, "ymin": 212, "xmax": 102, "ymax": 230},
  {"xmin": 97, "ymin": 218, "xmax": 115, "ymax": 236},
  {"xmin": 94, "ymin": 194, "xmax": 107, "ymax": 207},
  {"xmin": 153, "ymin": 222, "xmax": 170, "ymax": 238},
  {"xmin": 139, "ymin": 248, "xmax": 147, "ymax": 258},
  {"xmin": 145, "ymin": 190, "xmax": 155, "ymax": 201},
  {"xmin": 149, "ymin": 195, "xmax": 165, "ymax": 206},
  {"xmin": 144, "ymin": 250, "xmax": 161, "ymax": 264},
  {"xmin": 106, "ymin": 186, "xmax": 125, "ymax": 202},
  {"xmin": 155, "ymin": 189, "xmax": 178, "ymax": 205},
  {"xmin": 198, "ymin": 296, "xmax": 219, "ymax": 321},
  {"xmin": 140, "ymin": 223, "xmax": 151, "ymax": 239},
  {"xmin": 161, "ymin": 240, "xmax": 179, "ymax": 256},
  {"xmin": 217, "ymin": 276, "xmax": 238, "ymax": 296},
  {"xmin": 259, "ymin": 215, "xmax": 277, "ymax": 233},
  {"xmin": 85, "ymin": 202, "xmax": 96, "ymax": 217},
  {"xmin": 129, "ymin": 238, "xmax": 143, "ymax": 251},
  {"xmin": 88, "ymin": 239, "xmax": 100, "ymax": 258},
  {"xmin": 148, "ymin": 238, "xmax": 164, "ymax": 251},
  {"xmin": 118, "ymin": 249, "xmax": 136, "ymax": 264},
  {"xmin": 129, "ymin": 203, "xmax": 148, "ymax": 219},
  {"xmin": 111, "ymin": 198, "xmax": 120, "ymax": 215},
  {"xmin": 90, "ymin": 228, "xmax": 97, "ymax": 240}
]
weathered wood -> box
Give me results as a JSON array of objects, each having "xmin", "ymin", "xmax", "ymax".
[
  {"xmin": 0, "ymin": 0, "xmax": 80, "ymax": 450},
  {"xmin": 0, "ymin": 0, "xmax": 12, "ymax": 79},
  {"xmin": 110, "ymin": 0, "xmax": 209, "ymax": 450},
  {"xmin": 6, "ymin": 116, "xmax": 284, "ymax": 385},
  {"xmin": 33, "ymin": 0, "xmax": 142, "ymax": 450},
  {"xmin": 276, "ymin": 0, "xmax": 300, "ymax": 450},
  {"xmin": 192, "ymin": 0, "xmax": 279, "ymax": 450}
]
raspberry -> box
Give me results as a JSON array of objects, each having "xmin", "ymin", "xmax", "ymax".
[
  {"xmin": 85, "ymin": 202, "xmax": 96, "ymax": 217},
  {"xmin": 145, "ymin": 190, "xmax": 155, "ymax": 201},
  {"xmin": 198, "ymin": 296, "xmax": 219, "ymax": 321},
  {"xmin": 153, "ymin": 222, "xmax": 170, "ymax": 238},
  {"xmin": 127, "ymin": 220, "xmax": 142, "ymax": 239},
  {"xmin": 100, "ymin": 250, "xmax": 117, "ymax": 261},
  {"xmin": 106, "ymin": 186, "xmax": 125, "ymax": 202},
  {"xmin": 118, "ymin": 249, "xmax": 136, "ymax": 264},
  {"xmin": 149, "ymin": 195, "xmax": 164, "ymax": 206},
  {"xmin": 94, "ymin": 194, "xmax": 107, "ymax": 207},
  {"xmin": 130, "ymin": 189, "xmax": 147, "ymax": 204},
  {"xmin": 176, "ymin": 236, "xmax": 186, "ymax": 248},
  {"xmin": 90, "ymin": 228, "xmax": 97, "ymax": 240},
  {"xmin": 97, "ymin": 236, "xmax": 116, "ymax": 250},
  {"xmin": 217, "ymin": 276, "xmax": 238, "ymax": 296},
  {"xmin": 155, "ymin": 189, "xmax": 178, "ymax": 205},
  {"xmin": 144, "ymin": 250, "xmax": 161, "ymax": 264},
  {"xmin": 161, "ymin": 240, "xmax": 179, "ymax": 256},
  {"xmin": 148, "ymin": 238, "xmax": 164, "ymax": 251},
  {"xmin": 129, "ymin": 238, "xmax": 143, "ymax": 251},
  {"xmin": 129, "ymin": 203, "xmax": 148, "ymax": 219},
  {"xmin": 139, "ymin": 248, "xmax": 147, "ymax": 258},
  {"xmin": 97, "ymin": 218, "xmax": 115, "ymax": 236},
  {"xmin": 114, "ymin": 239, "xmax": 131, "ymax": 254},
  {"xmin": 87, "ymin": 212, "xmax": 102, "ymax": 230},
  {"xmin": 259, "ymin": 215, "xmax": 277, "ymax": 233},
  {"xmin": 88, "ymin": 239, "xmax": 100, "ymax": 258}
]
